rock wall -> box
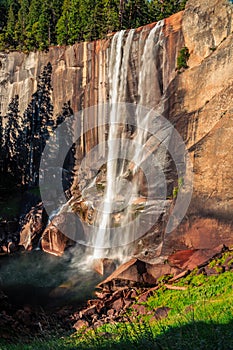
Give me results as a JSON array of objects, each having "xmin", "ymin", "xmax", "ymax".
[{"xmin": 1, "ymin": 0, "xmax": 233, "ymax": 256}]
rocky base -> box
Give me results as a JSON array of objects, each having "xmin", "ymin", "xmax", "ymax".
[
  {"xmin": 72, "ymin": 245, "xmax": 232, "ymax": 331},
  {"xmin": 1, "ymin": 245, "xmax": 232, "ymax": 342},
  {"xmin": 0, "ymin": 294, "xmax": 74, "ymax": 342}
]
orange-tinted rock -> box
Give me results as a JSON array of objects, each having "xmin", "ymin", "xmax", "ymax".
[
  {"xmin": 19, "ymin": 203, "xmax": 46, "ymax": 250},
  {"xmin": 164, "ymin": 217, "xmax": 233, "ymax": 254},
  {"xmin": 73, "ymin": 319, "xmax": 88, "ymax": 331},
  {"xmin": 169, "ymin": 245, "xmax": 225, "ymax": 271},
  {"xmin": 98, "ymin": 258, "xmax": 175, "ymax": 290},
  {"xmin": 92, "ymin": 258, "xmax": 116, "ymax": 276},
  {"xmin": 41, "ymin": 223, "xmax": 75, "ymax": 256}
]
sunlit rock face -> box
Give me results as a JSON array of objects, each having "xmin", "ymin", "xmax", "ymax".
[
  {"xmin": 162, "ymin": 0, "xmax": 233, "ymax": 255},
  {"xmin": 1, "ymin": 0, "xmax": 233, "ymax": 258}
]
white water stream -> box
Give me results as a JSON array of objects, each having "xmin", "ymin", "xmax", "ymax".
[{"xmin": 92, "ymin": 21, "xmax": 166, "ymax": 259}]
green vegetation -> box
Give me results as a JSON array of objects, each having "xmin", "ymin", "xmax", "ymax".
[
  {"xmin": 176, "ymin": 46, "xmax": 190, "ymax": 71},
  {"xmin": 1, "ymin": 262, "xmax": 232, "ymax": 349},
  {"xmin": 0, "ymin": 0, "xmax": 187, "ymax": 51},
  {"xmin": 0, "ymin": 64, "xmax": 54, "ymax": 188},
  {"xmin": 172, "ymin": 176, "xmax": 183, "ymax": 199},
  {"xmin": 0, "ymin": 63, "xmax": 74, "ymax": 189}
]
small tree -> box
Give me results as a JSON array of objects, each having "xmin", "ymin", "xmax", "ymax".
[
  {"xmin": 23, "ymin": 62, "xmax": 54, "ymax": 186},
  {"xmin": 55, "ymin": 101, "xmax": 74, "ymax": 191},
  {"xmin": 14, "ymin": 0, "xmax": 30, "ymax": 50},
  {"xmin": 3, "ymin": 95, "xmax": 21, "ymax": 175},
  {"xmin": 5, "ymin": 4, "xmax": 16, "ymax": 49},
  {"xmin": 176, "ymin": 46, "xmax": 190, "ymax": 71}
]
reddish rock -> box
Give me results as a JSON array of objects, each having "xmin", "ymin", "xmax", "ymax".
[
  {"xmin": 132, "ymin": 304, "xmax": 148, "ymax": 315},
  {"xmin": 19, "ymin": 203, "xmax": 46, "ymax": 250},
  {"xmin": 98, "ymin": 258, "xmax": 158, "ymax": 290},
  {"xmin": 111, "ymin": 298, "xmax": 124, "ymax": 312},
  {"xmin": 153, "ymin": 307, "xmax": 171, "ymax": 321},
  {"xmin": 41, "ymin": 224, "xmax": 74, "ymax": 256},
  {"xmin": 123, "ymin": 299, "xmax": 133, "ymax": 309},
  {"xmin": 137, "ymin": 286, "xmax": 159, "ymax": 303},
  {"xmin": 125, "ymin": 289, "xmax": 137, "ymax": 300},
  {"xmin": 105, "ymin": 290, "xmax": 125, "ymax": 307},
  {"xmin": 97, "ymin": 258, "xmax": 138, "ymax": 289},
  {"xmin": 92, "ymin": 258, "xmax": 116, "ymax": 276},
  {"xmin": 168, "ymin": 249, "xmax": 198, "ymax": 269},
  {"xmin": 145, "ymin": 263, "xmax": 178, "ymax": 281},
  {"xmin": 79, "ymin": 305, "xmax": 96, "ymax": 318},
  {"xmin": 73, "ymin": 319, "xmax": 89, "ymax": 331},
  {"xmin": 167, "ymin": 217, "xmax": 233, "ymax": 253},
  {"xmin": 167, "ymin": 245, "xmax": 225, "ymax": 271},
  {"xmin": 107, "ymin": 309, "xmax": 115, "ymax": 318}
]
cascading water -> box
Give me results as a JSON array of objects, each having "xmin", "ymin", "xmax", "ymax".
[
  {"xmin": 134, "ymin": 20, "xmax": 165, "ymax": 169},
  {"xmin": 40, "ymin": 20, "xmax": 174, "ymax": 268},
  {"xmin": 93, "ymin": 31, "xmax": 126, "ymax": 258},
  {"xmin": 92, "ymin": 21, "xmax": 168, "ymax": 260}
]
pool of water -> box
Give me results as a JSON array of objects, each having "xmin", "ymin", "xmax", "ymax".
[{"xmin": 0, "ymin": 249, "xmax": 103, "ymax": 309}]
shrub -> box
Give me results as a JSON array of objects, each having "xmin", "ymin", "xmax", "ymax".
[{"xmin": 176, "ymin": 46, "xmax": 190, "ymax": 71}]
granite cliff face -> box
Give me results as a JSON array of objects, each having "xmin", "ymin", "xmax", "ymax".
[
  {"xmin": 165, "ymin": 0, "xmax": 233, "ymax": 254},
  {"xmin": 0, "ymin": 0, "xmax": 233, "ymax": 257}
]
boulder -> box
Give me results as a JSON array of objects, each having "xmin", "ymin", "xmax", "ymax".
[
  {"xmin": 152, "ymin": 307, "xmax": 171, "ymax": 321},
  {"xmin": 73, "ymin": 319, "xmax": 89, "ymax": 331},
  {"xmin": 19, "ymin": 202, "xmax": 46, "ymax": 250},
  {"xmin": 41, "ymin": 223, "xmax": 75, "ymax": 256},
  {"xmin": 92, "ymin": 258, "xmax": 116, "ymax": 276},
  {"xmin": 167, "ymin": 245, "xmax": 225, "ymax": 270}
]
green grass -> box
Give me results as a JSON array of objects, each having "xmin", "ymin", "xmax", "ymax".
[{"xmin": 0, "ymin": 269, "xmax": 232, "ymax": 350}]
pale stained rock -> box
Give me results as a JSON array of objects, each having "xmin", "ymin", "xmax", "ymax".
[{"xmin": 182, "ymin": 0, "xmax": 233, "ymax": 67}]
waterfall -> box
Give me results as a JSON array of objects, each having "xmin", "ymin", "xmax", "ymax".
[
  {"xmin": 40, "ymin": 21, "xmax": 171, "ymax": 266},
  {"xmin": 93, "ymin": 30, "xmax": 126, "ymax": 258},
  {"xmin": 92, "ymin": 21, "xmax": 166, "ymax": 259}
]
